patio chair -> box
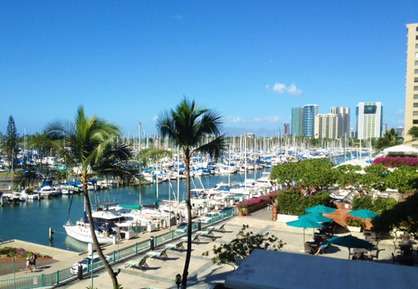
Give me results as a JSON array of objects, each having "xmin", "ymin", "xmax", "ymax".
[
  {"xmin": 200, "ymin": 230, "xmax": 217, "ymax": 241},
  {"xmin": 214, "ymin": 223, "xmax": 226, "ymax": 232},
  {"xmin": 126, "ymin": 255, "xmax": 149, "ymax": 270},
  {"xmin": 174, "ymin": 240, "xmax": 186, "ymax": 250},
  {"xmin": 137, "ymin": 255, "xmax": 150, "ymax": 269},
  {"xmin": 164, "ymin": 243, "xmax": 177, "ymax": 251},
  {"xmin": 147, "ymin": 248, "xmax": 168, "ymax": 259}
]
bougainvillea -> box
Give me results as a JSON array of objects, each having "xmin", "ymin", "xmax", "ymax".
[{"xmin": 373, "ymin": 156, "xmax": 418, "ymax": 167}]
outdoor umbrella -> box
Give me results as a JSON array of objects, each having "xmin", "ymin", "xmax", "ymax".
[
  {"xmin": 306, "ymin": 205, "xmax": 336, "ymax": 215},
  {"xmin": 350, "ymin": 209, "xmax": 377, "ymax": 219},
  {"xmin": 287, "ymin": 218, "xmax": 321, "ymax": 243},
  {"xmin": 327, "ymin": 234, "xmax": 375, "ymax": 258},
  {"xmin": 300, "ymin": 213, "xmax": 331, "ymax": 224}
]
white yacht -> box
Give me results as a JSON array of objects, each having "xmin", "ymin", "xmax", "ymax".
[
  {"xmin": 64, "ymin": 220, "xmax": 115, "ymax": 244},
  {"xmin": 19, "ymin": 190, "xmax": 40, "ymax": 201},
  {"xmin": 38, "ymin": 186, "xmax": 61, "ymax": 198},
  {"xmin": 64, "ymin": 210, "xmax": 124, "ymax": 244}
]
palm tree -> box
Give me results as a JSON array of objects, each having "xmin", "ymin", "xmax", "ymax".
[
  {"xmin": 157, "ymin": 99, "xmax": 225, "ymax": 289},
  {"xmin": 46, "ymin": 107, "xmax": 131, "ymax": 289},
  {"xmin": 376, "ymin": 128, "xmax": 402, "ymax": 149}
]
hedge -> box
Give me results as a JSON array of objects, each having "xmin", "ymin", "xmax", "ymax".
[{"xmin": 276, "ymin": 190, "xmax": 332, "ymax": 215}]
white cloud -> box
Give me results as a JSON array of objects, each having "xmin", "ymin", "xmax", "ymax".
[{"xmin": 269, "ymin": 82, "xmax": 303, "ymax": 96}]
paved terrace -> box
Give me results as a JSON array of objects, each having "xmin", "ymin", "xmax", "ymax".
[
  {"xmin": 59, "ymin": 209, "xmax": 397, "ymax": 289},
  {"xmin": 0, "ymin": 226, "xmax": 183, "ymax": 281}
]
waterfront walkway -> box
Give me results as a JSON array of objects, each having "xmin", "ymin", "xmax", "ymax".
[
  {"xmin": 59, "ymin": 209, "xmax": 397, "ymax": 289},
  {"xmin": 0, "ymin": 226, "xmax": 181, "ymax": 281}
]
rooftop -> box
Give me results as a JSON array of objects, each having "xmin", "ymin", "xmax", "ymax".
[{"xmin": 226, "ymin": 249, "xmax": 418, "ymax": 289}]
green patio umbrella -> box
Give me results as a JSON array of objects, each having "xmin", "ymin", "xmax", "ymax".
[
  {"xmin": 327, "ymin": 234, "xmax": 375, "ymax": 258},
  {"xmin": 287, "ymin": 218, "xmax": 322, "ymax": 243},
  {"xmin": 350, "ymin": 209, "xmax": 377, "ymax": 219},
  {"xmin": 300, "ymin": 213, "xmax": 331, "ymax": 224},
  {"xmin": 306, "ymin": 205, "xmax": 336, "ymax": 214}
]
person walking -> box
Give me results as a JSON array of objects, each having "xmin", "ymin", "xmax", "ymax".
[
  {"xmin": 26, "ymin": 256, "xmax": 31, "ymax": 272},
  {"xmin": 32, "ymin": 254, "xmax": 37, "ymax": 271}
]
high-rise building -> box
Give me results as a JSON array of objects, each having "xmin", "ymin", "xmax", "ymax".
[
  {"xmin": 330, "ymin": 106, "xmax": 350, "ymax": 139},
  {"xmin": 291, "ymin": 107, "xmax": 304, "ymax": 136},
  {"xmin": 283, "ymin": 123, "xmax": 290, "ymax": 136},
  {"xmin": 404, "ymin": 23, "xmax": 418, "ymax": 142},
  {"xmin": 303, "ymin": 104, "xmax": 319, "ymax": 137},
  {"xmin": 356, "ymin": 102, "xmax": 383, "ymax": 140},
  {"xmin": 314, "ymin": 113, "xmax": 338, "ymax": 139}
]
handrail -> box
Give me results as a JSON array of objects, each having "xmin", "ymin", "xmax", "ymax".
[{"xmin": 0, "ymin": 208, "xmax": 235, "ymax": 289}]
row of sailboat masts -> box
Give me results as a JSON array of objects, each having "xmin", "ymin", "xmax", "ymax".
[{"xmin": 125, "ymin": 134, "xmax": 282, "ymax": 154}]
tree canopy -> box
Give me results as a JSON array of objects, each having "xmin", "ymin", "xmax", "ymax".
[
  {"xmin": 137, "ymin": 147, "xmax": 172, "ymax": 167},
  {"xmin": 209, "ymin": 224, "xmax": 284, "ymax": 267},
  {"xmin": 3, "ymin": 116, "xmax": 18, "ymax": 171},
  {"xmin": 375, "ymin": 129, "xmax": 402, "ymax": 150},
  {"xmin": 373, "ymin": 192, "xmax": 418, "ymax": 235},
  {"xmin": 271, "ymin": 159, "xmax": 336, "ymax": 194}
]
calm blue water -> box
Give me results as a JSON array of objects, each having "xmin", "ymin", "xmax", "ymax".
[{"xmin": 0, "ymin": 171, "xmax": 265, "ymax": 252}]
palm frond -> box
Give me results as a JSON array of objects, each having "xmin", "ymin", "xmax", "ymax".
[
  {"xmin": 193, "ymin": 135, "xmax": 226, "ymax": 160},
  {"xmin": 157, "ymin": 98, "xmax": 225, "ymax": 159}
]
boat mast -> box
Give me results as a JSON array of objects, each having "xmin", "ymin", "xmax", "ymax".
[
  {"xmin": 177, "ymin": 146, "xmax": 180, "ymax": 202},
  {"xmin": 244, "ymin": 133, "xmax": 247, "ymax": 190},
  {"xmin": 228, "ymin": 144, "xmax": 231, "ymax": 187}
]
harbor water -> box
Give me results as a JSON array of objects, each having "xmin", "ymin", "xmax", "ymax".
[{"xmin": 0, "ymin": 171, "xmax": 266, "ymax": 252}]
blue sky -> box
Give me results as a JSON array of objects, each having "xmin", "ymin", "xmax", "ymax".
[{"xmin": 0, "ymin": 0, "xmax": 417, "ymax": 136}]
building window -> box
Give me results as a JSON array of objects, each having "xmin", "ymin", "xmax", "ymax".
[
  {"xmin": 414, "ymin": 120, "xmax": 418, "ymax": 125},
  {"xmin": 414, "ymin": 95, "xmax": 418, "ymax": 99},
  {"xmin": 413, "ymin": 111, "xmax": 418, "ymax": 116},
  {"xmin": 413, "ymin": 103, "xmax": 418, "ymax": 107}
]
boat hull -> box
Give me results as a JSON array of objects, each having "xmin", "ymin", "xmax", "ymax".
[{"xmin": 63, "ymin": 224, "xmax": 114, "ymax": 244}]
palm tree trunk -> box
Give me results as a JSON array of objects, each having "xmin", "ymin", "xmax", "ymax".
[
  {"xmin": 82, "ymin": 172, "xmax": 119, "ymax": 289},
  {"xmin": 181, "ymin": 156, "xmax": 192, "ymax": 289}
]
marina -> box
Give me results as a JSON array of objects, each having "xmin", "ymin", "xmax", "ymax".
[
  {"xmin": 0, "ymin": 148, "xmax": 369, "ymax": 252},
  {"xmin": 0, "ymin": 171, "xmax": 267, "ymax": 251}
]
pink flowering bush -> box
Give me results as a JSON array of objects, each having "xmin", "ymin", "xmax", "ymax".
[{"xmin": 373, "ymin": 156, "xmax": 418, "ymax": 167}]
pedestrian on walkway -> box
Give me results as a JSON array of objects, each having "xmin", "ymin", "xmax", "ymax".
[{"xmin": 26, "ymin": 256, "xmax": 31, "ymax": 272}]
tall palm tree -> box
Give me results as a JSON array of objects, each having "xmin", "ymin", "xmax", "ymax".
[
  {"xmin": 46, "ymin": 107, "xmax": 131, "ymax": 289},
  {"xmin": 157, "ymin": 99, "xmax": 225, "ymax": 289}
]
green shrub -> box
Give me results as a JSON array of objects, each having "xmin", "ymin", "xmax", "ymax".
[
  {"xmin": 276, "ymin": 190, "xmax": 332, "ymax": 215},
  {"xmin": 352, "ymin": 196, "xmax": 397, "ymax": 215}
]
